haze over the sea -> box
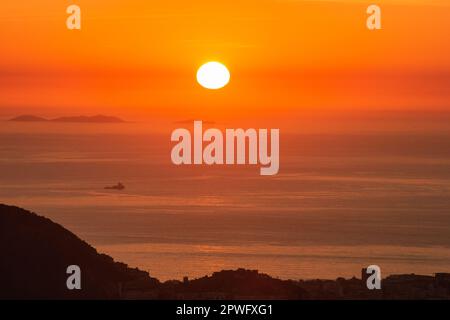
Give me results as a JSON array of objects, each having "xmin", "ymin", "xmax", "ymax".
[{"xmin": 1, "ymin": 118, "xmax": 449, "ymax": 280}]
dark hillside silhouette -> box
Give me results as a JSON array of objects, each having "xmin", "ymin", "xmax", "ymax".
[
  {"xmin": 0, "ymin": 204, "xmax": 156, "ymax": 299},
  {"xmin": 1, "ymin": 204, "xmax": 450, "ymax": 300}
]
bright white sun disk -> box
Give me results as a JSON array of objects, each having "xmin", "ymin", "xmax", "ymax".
[{"xmin": 196, "ymin": 62, "xmax": 230, "ymax": 89}]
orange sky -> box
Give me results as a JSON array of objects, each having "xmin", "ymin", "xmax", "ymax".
[{"xmin": 0, "ymin": 0, "xmax": 449, "ymax": 123}]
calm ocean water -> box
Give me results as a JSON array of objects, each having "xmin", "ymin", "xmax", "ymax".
[{"xmin": 1, "ymin": 121, "xmax": 450, "ymax": 280}]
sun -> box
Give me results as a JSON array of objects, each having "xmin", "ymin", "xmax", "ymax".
[{"xmin": 196, "ymin": 62, "xmax": 230, "ymax": 90}]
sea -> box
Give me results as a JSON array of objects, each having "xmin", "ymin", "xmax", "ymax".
[{"xmin": 1, "ymin": 119, "xmax": 450, "ymax": 281}]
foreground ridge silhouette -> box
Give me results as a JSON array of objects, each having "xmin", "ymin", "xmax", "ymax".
[{"xmin": 1, "ymin": 204, "xmax": 449, "ymax": 300}]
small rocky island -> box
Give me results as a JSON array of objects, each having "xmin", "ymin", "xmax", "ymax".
[{"xmin": 9, "ymin": 114, "xmax": 125, "ymax": 123}]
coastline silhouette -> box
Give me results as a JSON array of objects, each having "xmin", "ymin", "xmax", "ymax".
[{"xmin": 1, "ymin": 204, "xmax": 449, "ymax": 300}]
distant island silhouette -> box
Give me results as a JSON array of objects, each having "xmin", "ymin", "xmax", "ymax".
[
  {"xmin": 104, "ymin": 182, "xmax": 125, "ymax": 190},
  {"xmin": 1, "ymin": 204, "xmax": 449, "ymax": 300},
  {"xmin": 9, "ymin": 115, "xmax": 125, "ymax": 123}
]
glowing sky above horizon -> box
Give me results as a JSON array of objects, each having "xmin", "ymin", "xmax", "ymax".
[{"xmin": 0, "ymin": 0, "xmax": 449, "ymax": 122}]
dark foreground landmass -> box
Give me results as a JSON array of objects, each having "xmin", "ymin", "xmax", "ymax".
[{"xmin": 1, "ymin": 204, "xmax": 449, "ymax": 300}]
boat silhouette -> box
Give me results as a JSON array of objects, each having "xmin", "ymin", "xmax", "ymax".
[{"xmin": 104, "ymin": 182, "xmax": 125, "ymax": 190}]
